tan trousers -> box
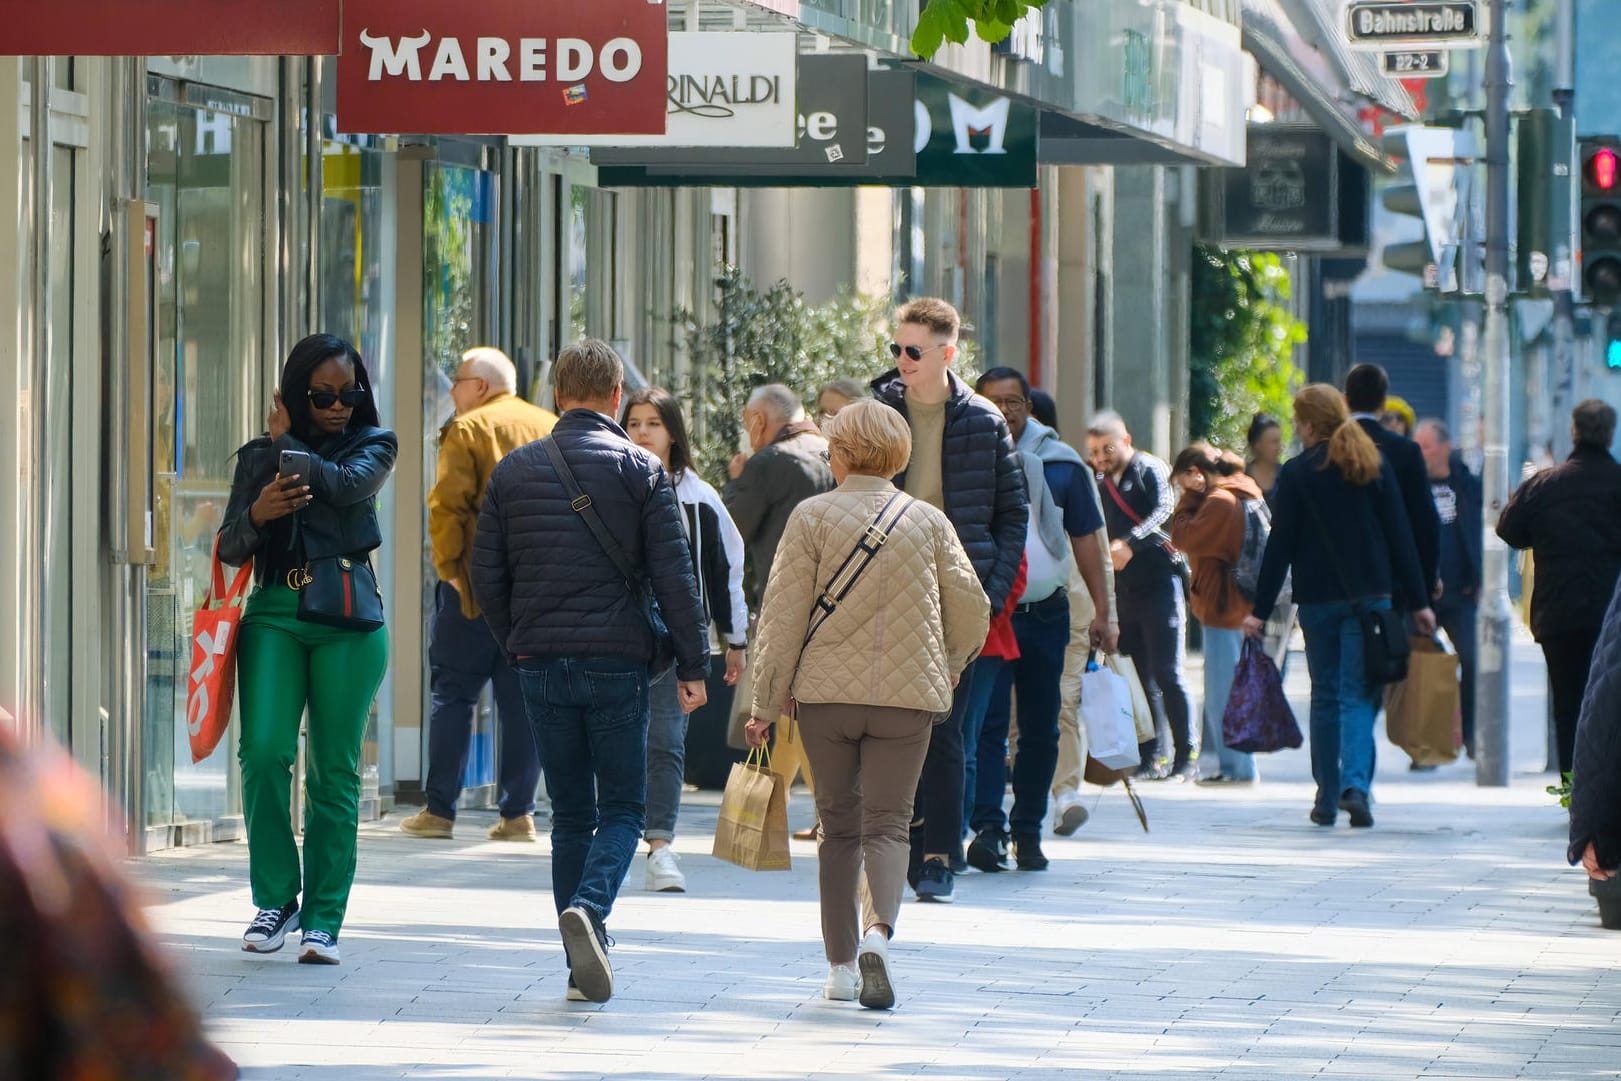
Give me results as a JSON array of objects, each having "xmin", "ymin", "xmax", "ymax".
[
  {"xmin": 796, "ymin": 702, "xmax": 936, "ymax": 965},
  {"xmin": 1055, "ymin": 541, "xmax": 1115, "ymax": 795}
]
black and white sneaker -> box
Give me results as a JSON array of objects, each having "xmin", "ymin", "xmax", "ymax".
[
  {"xmin": 559, "ymin": 905, "xmax": 613, "ymax": 1002},
  {"xmin": 241, "ymin": 902, "xmax": 300, "ymax": 953},
  {"xmin": 297, "ymin": 929, "xmax": 341, "ymax": 965}
]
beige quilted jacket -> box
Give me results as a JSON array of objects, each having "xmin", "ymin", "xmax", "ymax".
[{"xmin": 750, "ymin": 475, "xmax": 990, "ymax": 717}]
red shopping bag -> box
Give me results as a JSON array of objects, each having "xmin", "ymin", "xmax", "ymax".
[{"xmin": 186, "ymin": 541, "xmax": 253, "ymax": 764}]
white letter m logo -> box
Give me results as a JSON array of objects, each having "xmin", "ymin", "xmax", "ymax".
[{"xmin": 948, "ymin": 94, "xmax": 1010, "ymax": 155}]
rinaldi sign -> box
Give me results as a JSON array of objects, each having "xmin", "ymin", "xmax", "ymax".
[
  {"xmin": 1345, "ymin": 2, "xmax": 1481, "ymax": 50},
  {"xmin": 337, "ymin": 0, "xmax": 669, "ymax": 136},
  {"xmin": 0, "ymin": 0, "xmax": 339, "ymax": 55}
]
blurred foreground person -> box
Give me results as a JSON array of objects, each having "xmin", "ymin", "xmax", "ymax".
[{"xmin": 0, "ymin": 718, "xmax": 237, "ymax": 1080}]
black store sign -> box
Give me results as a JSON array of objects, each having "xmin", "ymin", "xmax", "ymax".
[{"xmin": 1218, "ymin": 126, "xmax": 1367, "ymax": 253}]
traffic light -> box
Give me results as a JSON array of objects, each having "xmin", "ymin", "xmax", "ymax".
[
  {"xmin": 1607, "ymin": 312, "xmax": 1621, "ymax": 370},
  {"xmin": 1580, "ymin": 136, "xmax": 1621, "ymax": 305}
]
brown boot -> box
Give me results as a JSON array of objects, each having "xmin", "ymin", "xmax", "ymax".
[
  {"xmin": 399, "ymin": 809, "xmax": 454, "ymax": 839},
  {"xmin": 488, "ymin": 814, "xmax": 538, "ymax": 842}
]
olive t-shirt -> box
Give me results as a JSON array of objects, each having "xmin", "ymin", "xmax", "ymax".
[{"xmin": 904, "ymin": 393, "xmax": 947, "ymax": 511}]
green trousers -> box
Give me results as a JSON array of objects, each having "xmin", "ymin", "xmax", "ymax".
[{"xmin": 238, "ymin": 582, "xmax": 389, "ymax": 936}]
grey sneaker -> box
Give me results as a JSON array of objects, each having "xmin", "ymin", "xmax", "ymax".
[{"xmin": 914, "ymin": 858, "xmax": 954, "ymax": 903}]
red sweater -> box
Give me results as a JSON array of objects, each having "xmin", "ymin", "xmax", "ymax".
[{"xmin": 981, "ymin": 554, "xmax": 1027, "ymax": 660}]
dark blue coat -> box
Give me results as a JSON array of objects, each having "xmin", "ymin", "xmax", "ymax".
[
  {"xmin": 1251, "ymin": 444, "xmax": 1427, "ymax": 620},
  {"xmin": 1570, "ymin": 577, "xmax": 1621, "ymax": 869},
  {"xmin": 471, "ymin": 410, "xmax": 710, "ymax": 681},
  {"xmin": 871, "ymin": 369, "xmax": 1028, "ymax": 614}
]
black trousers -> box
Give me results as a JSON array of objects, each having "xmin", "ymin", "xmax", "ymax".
[
  {"xmin": 1118, "ymin": 581, "xmax": 1194, "ymax": 767},
  {"xmin": 1542, "ymin": 626, "xmax": 1602, "ymax": 776},
  {"xmin": 910, "ymin": 663, "xmax": 976, "ymax": 860}
]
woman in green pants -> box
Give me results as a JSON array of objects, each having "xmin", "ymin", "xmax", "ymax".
[{"xmin": 217, "ymin": 333, "xmax": 397, "ymax": 965}]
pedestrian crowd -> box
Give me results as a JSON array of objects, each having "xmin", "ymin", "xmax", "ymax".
[{"xmin": 190, "ymin": 309, "xmax": 1621, "ymax": 1013}]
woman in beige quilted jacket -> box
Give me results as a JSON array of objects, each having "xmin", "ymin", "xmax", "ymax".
[{"xmin": 746, "ymin": 399, "xmax": 989, "ymax": 1011}]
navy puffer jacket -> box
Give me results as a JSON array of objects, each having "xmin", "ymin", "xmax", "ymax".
[
  {"xmin": 1570, "ymin": 577, "xmax": 1621, "ymax": 871},
  {"xmin": 471, "ymin": 410, "xmax": 710, "ymax": 682},
  {"xmin": 870, "ymin": 369, "xmax": 1028, "ymax": 614}
]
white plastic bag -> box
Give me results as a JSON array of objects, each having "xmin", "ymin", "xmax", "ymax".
[{"xmin": 1080, "ymin": 655, "xmax": 1139, "ymax": 771}]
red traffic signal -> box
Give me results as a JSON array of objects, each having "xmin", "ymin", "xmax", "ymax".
[{"xmin": 1587, "ymin": 146, "xmax": 1620, "ymax": 192}]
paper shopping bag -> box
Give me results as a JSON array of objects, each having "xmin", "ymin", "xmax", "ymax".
[
  {"xmin": 186, "ymin": 540, "xmax": 253, "ymax": 764},
  {"xmin": 712, "ymin": 745, "xmax": 791, "ymax": 871},
  {"xmin": 1080, "ymin": 654, "xmax": 1139, "ymax": 771},
  {"xmin": 1103, "ymin": 652, "xmax": 1155, "ymax": 744},
  {"xmin": 1384, "ymin": 637, "xmax": 1461, "ymax": 767}
]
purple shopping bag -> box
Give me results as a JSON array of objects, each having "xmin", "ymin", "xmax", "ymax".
[{"xmin": 1221, "ymin": 638, "xmax": 1303, "ymax": 754}]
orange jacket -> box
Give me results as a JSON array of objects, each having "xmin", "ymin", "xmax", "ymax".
[{"xmin": 1170, "ymin": 473, "xmax": 1264, "ymax": 629}]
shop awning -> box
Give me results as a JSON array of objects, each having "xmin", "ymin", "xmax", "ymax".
[{"xmin": 1241, "ymin": 0, "xmax": 1414, "ymax": 173}]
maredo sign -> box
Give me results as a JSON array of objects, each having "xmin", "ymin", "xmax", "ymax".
[{"xmin": 337, "ymin": 0, "xmax": 669, "ymax": 136}]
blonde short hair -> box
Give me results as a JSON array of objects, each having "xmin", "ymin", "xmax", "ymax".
[
  {"xmin": 896, "ymin": 296, "xmax": 961, "ymax": 340},
  {"xmin": 823, "ymin": 399, "xmax": 912, "ymax": 478}
]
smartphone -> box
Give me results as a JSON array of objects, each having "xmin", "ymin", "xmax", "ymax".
[{"xmin": 278, "ymin": 449, "xmax": 312, "ymax": 483}]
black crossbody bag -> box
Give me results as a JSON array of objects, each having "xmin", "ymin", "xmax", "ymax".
[
  {"xmin": 542, "ymin": 437, "xmax": 677, "ymax": 675},
  {"xmin": 1300, "ymin": 482, "xmax": 1410, "ymax": 686}
]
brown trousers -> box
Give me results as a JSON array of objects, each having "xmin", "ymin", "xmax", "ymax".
[{"xmin": 796, "ymin": 702, "xmax": 937, "ymax": 964}]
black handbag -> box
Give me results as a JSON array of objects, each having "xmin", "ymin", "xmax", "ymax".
[
  {"xmin": 292, "ymin": 554, "xmax": 386, "ymax": 632},
  {"xmin": 1301, "ymin": 483, "xmax": 1410, "ymax": 686},
  {"xmin": 541, "ymin": 436, "xmax": 677, "ymax": 674}
]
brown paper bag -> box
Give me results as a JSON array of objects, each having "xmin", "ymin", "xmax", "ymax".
[
  {"xmin": 712, "ymin": 746, "xmax": 791, "ymax": 871},
  {"xmin": 1385, "ymin": 637, "xmax": 1461, "ymax": 767}
]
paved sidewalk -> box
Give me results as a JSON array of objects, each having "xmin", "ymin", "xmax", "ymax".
[{"xmin": 138, "ymin": 630, "xmax": 1621, "ymax": 1080}]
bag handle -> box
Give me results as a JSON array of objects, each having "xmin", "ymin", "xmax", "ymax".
[
  {"xmin": 745, "ymin": 741, "xmax": 774, "ymax": 772},
  {"xmin": 542, "ymin": 436, "xmax": 648, "ymax": 596},
  {"xmin": 203, "ymin": 537, "xmax": 254, "ymax": 609}
]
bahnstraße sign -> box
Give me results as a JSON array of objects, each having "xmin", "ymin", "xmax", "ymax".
[{"xmin": 1344, "ymin": 2, "xmax": 1481, "ymax": 50}]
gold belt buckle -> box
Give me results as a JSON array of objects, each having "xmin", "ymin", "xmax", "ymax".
[{"xmin": 286, "ymin": 565, "xmax": 313, "ymax": 591}]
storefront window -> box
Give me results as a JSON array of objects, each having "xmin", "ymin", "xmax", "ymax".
[{"xmin": 144, "ymin": 92, "xmax": 267, "ymax": 839}]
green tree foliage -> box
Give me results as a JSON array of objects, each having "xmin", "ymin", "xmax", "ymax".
[
  {"xmin": 1188, "ymin": 245, "xmax": 1307, "ymax": 453},
  {"xmin": 672, "ymin": 270, "xmax": 977, "ymax": 489},
  {"xmin": 911, "ymin": 0, "xmax": 1050, "ymax": 58}
]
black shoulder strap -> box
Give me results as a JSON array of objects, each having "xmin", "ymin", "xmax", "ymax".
[
  {"xmin": 802, "ymin": 493, "xmax": 915, "ymax": 648},
  {"xmin": 542, "ymin": 436, "xmax": 643, "ymax": 593}
]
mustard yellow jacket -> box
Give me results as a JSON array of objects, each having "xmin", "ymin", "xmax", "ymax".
[{"xmin": 428, "ymin": 393, "xmax": 557, "ymax": 618}]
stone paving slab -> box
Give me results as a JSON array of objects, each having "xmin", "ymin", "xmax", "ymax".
[{"xmin": 136, "ymin": 630, "xmax": 1621, "ymax": 1080}]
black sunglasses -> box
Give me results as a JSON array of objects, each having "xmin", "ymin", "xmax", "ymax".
[
  {"xmin": 888, "ymin": 342, "xmax": 944, "ymax": 361},
  {"xmin": 307, "ymin": 387, "xmax": 367, "ymax": 410}
]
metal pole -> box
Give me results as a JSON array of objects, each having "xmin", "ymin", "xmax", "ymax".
[
  {"xmin": 1546, "ymin": 0, "xmax": 1577, "ymax": 771},
  {"xmin": 1477, "ymin": 0, "xmax": 1514, "ymax": 787}
]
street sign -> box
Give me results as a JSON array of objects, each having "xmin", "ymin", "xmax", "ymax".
[
  {"xmin": 1345, "ymin": 2, "xmax": 1481, "ymax": 50},
  {"xmin": 1382, "ymin": 50, "xmax": 1450, "ymax": 79}
]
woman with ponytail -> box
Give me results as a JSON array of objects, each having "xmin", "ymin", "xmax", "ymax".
[{"xmin": 1241, "ymin": 384, "xmax": 1434, "ymax": 829}]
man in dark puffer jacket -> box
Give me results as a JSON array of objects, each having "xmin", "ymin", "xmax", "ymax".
[
  {"xmin": 1570, "ymin": 576, "xmax": 1621, "ymax": 906},
  {"xmin": 871, "ymin": 296, "xmax": 1027, "ymax": 903},
  {"xmin": 472, "ymin": 339, "xmax": 708, "ymax": 1004}
]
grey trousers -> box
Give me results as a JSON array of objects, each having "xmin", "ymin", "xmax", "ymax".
[{"xmin": 797, "ymin": 701, "xmax": 937, "ymax": 965}]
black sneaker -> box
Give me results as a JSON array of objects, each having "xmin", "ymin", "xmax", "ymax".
[
  {"xmin": 1338, "ymin": 789, "xmax": 1374, "ymax": 828},
  {"xmin": 949, "ymin": 848, "xmax": 968, "ymax": 875},
  {"xmin": 560, "ymin": 905, "xmax": 613, "ymax": 1002},
  {"xmin": 1309, "ymin": 807, "xmax": 1336, "ymax": 827},
  {"xmin": 297, "ymin": 929, "xmax": 340, "ymax": 965},
  {"xmin": 1012, "ymin": 835, "xmax": 1049, "ymax": 871},
  {"xmin": 966, "ymin": 830, "xmax": 1009, "ymax": 873},
  {"xmin": 914, "ymin": 857, "xmax": 954, "ymax": 903},
  {"xmin": 241, "ymin": 901, "xmax": 300, "ymax": 953}
]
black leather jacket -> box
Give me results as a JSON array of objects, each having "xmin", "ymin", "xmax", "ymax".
[{"xmin": 218, "ymin": 426, "xmax": 399, "ymax": 581}]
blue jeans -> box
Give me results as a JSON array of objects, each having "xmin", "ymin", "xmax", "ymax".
[
  {"xmin": 959, "ymin": 654, "xmax": 1006, "ymax": 833},
  {"xmin": 517, "ymin": 656, "xmax": 649, "ymax": 922},
  {"xmin": 1434, "ymin": 595, "xmax": 1478, "ymax": 749},
  {"xmin": 1297, "ymin": 600, "xmax": 1387, "ymax": 810},
  {"xmin": 972, "ymin": 592, "xmax": 1070, "ymax": 838},
  {"xmin": 1200, "ymin": 627, "xmax": 1255, "ymax": 781},
  {"xmin": 426, "ymin": 583, "xmax": 540, "ymax": 820},
  {"xmin": 644, "ymin": 665, "xmax": 690, "ymax": 842}
]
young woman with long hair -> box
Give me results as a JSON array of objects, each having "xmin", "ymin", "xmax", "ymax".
[
  {"xmin": 621, "ymin": 388, "xmax": 749, "ymax": 895},
  {"xmin": 1243, "ymin": 385, "xmax": 1435, "ymax": 829}
]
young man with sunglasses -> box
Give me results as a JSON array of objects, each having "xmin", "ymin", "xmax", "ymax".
[
  {"xmin": 870, "ymin": 298, "xmax": 1028, "ymax": 902},
  {"xmin": 403, "ymin": 347, "xmax": 557, "ymax": 844}
]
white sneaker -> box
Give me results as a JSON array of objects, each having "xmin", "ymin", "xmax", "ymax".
[
  {"xmin": 1053, "ymin": 789, "xmax": 1090, "ymax": 837},
  {"xmin": 857, "ymin": 930, "xmax": 896, "ymax": 1010},
  {"xmin": 645, "ymin": 846, "xmax": 687, "ymax": 893},
  {"xmin": 824, "ymin": 964, "xmax": 861, "ymax": 1001},
  {"xmin": 296, "ymin": 929, "xmax": 340, "ymax": 965}
]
